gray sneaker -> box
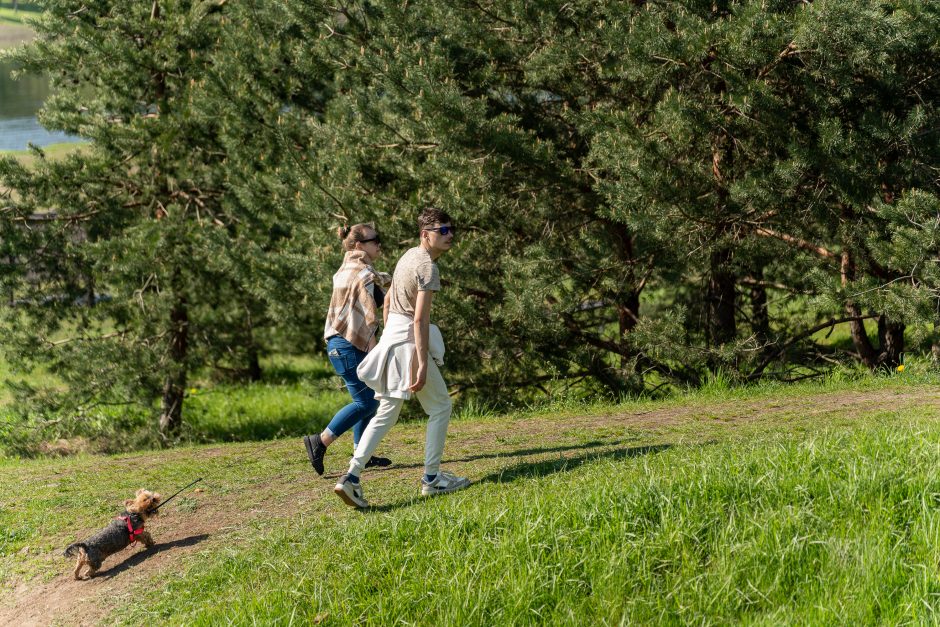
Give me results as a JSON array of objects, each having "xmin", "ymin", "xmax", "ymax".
[
  {"xmin": 334, "ymin": 474, "xmax": 368, "ymax": 508},
  {"xmin": 421, "ymin": 470, "xmax": 470, "ymax": 496}
]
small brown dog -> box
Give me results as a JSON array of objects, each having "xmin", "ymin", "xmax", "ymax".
[{"xmin": 63, "ymin": 489, "xmax": 162, "ymax": 580}]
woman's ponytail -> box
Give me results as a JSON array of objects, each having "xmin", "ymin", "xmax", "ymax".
[{"xmin": 338, "ymin": 223, "xmax": 375, "ymax": 251}]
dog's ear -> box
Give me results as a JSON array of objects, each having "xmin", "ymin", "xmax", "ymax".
[
  {"xmin": 124, "ymin": 498, "xmax": 134, "ymax": 507},
  {"xmin": 136, "ymin": 488, "xmax": 147, "ymax": 496}
]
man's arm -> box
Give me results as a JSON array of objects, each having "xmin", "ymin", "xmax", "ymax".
[
  {"xmin": 383, "ymin": 283, "xmax": 392, "ymax": 326},
  {"xmin": 409, "ymin": 289, "xmax": 433, "ymax": 392}
]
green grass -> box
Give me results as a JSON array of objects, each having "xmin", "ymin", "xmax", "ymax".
[
  {"xmin": 0, "ymin": 141, "xmax": 87, "ymax": 167},
  {"xmin": 149, "ymin": 428, "xmax": 940, "ymax": 623},
  {"xmin": 0, "ymin": 349, "xmax": 432, "ymax": 455},
  {"xmin": 0, "ymin": 439, "xmax": 299, "ymax": 585},
  {"xmin": 0, "ymin": 353, "xmax": 348, "ymax": 455},
  {"xmin": 183, "ymin": 356, "xmax": 348, "ymax": 443},
  {"xmin": 4, "ymin": 376, "xmax": 940, "ymax": 623},
  {"xmin": 122, "ymin": 408, "xmax": 940, "ymax": 624},
  {"xmin": 0, "ymin": 3, "xmax": 40, "ymax": 26}
]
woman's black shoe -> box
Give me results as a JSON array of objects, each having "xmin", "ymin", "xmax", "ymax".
[
  {"xmin": 365, "ymin": 455, "xmax": 392, "ymax": 469},
  {"xmin": 303, "ymin": 434, "xmax": 326, "ymax": 475}
]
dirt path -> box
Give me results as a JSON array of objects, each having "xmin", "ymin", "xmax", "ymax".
[{"xmin": 3, "ymin": 386, "xmax": 939, "ymax": 626}]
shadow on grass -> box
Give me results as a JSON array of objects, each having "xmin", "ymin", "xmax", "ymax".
[
  {"xmin": 364, "ymin": 443, "xmax": 674, "ymax": 513},
  {"xmin": 323, "ymin": 439, "xmax": 625, "ymax": 479},
  {"xmin": 477, "ymin": 443, "xmax": 673, "ymax": 485},
  {"xmin": 96, "ymin": 534, "xmax": 210, "ymax": 579}
]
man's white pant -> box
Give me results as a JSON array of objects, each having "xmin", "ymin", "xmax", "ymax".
[{"xmin": 348, "ymin": 359, "xmax": 452, "ymax": 478}]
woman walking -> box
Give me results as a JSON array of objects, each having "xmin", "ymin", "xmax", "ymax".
[{"xmin": 303, "ymin": 223, "xmax": 393, "ymax": 475}]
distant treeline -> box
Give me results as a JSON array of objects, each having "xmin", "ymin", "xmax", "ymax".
[{"xmin": 0, "ymin": 1, "xmax": 937, "ymax": 442}]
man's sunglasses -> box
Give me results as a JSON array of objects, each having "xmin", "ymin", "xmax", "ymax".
[
  {"xmin": 359, "ymin": 235, "xmax": 381, "ymax": 245},
  {"xmin": 423, "ymin": 225, "xmax": 456, "ymax": 236}
]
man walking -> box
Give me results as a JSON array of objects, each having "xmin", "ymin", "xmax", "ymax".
[{"xmin": 334, "ymin": 207, "xmax": 470, "ymax": 508}]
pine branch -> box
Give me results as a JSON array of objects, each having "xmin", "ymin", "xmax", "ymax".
[
  {"xmin": 739, "ymin": 277, "xmax": 813, "ymax": 295},
  {"xmin": 753, "ymin": 226, "xmax": 838, "ymax": 260}
]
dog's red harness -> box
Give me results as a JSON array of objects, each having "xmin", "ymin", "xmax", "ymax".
[{"xmin": 117, "ymin": 515, "xmax": 144, "ymax": 545}]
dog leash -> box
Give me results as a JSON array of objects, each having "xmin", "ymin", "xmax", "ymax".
[{"xmin": 153, "ymin": 478, "xmax": 203, "ymax": 512}]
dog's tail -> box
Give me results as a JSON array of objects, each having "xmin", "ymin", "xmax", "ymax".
[{"xmin": 63, "ymin": 542, "xmax": 86, "ymax": 558}]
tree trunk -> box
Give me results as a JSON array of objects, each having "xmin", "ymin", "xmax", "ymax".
[
  {"xmin": 876, "ymin": 316, "xmax": 904, "ymax": 369},
  {"xmin": 159, "ymin": 295, "xmax": 189, "ymax": 434},
  {"xmin": 845, "ymin": 305, "xmax": 877, "ymax": 368},
  {"xmin": 749, "ymin": 271, "xmax": 770, "ymax": 347},
  {"xmin": 707, "ymin": 247, "xmax": 736, "ymax": 346},
  {"xmin": 841, "ymin": 249, "xmax": 878, "ymax": 367},
  {"xmin": 618, "ymin": 293, "xmax": 640, "ymax": 336},
  {"xmin": 930, "ymin": 301, "xmax": 940, "ymax": 366},
  {"xmin": 705, "ymin": 48, "xmax": 735, "ymax": 349},
  {"xmin": 246, "ymin": 343, "xmax": 262, "ymax": 382},
  {"xmin": 932, "ymin": 307, "xmax": 940, "ymax": 365},
  {"xmin": 612, "ymin": 223, "xmax": 641, "ymax": 369},
  {"xmin": 244, "ymin": 305, "xmax": 262, "ymax": 381},
  {"xmin": 85, "ymin": 272, "xmax": 96, "ymax": 307}
]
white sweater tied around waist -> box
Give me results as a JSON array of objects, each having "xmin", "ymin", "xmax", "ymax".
[{"xmin": 356, "ymin": 313, "xmax": 445, "ymax": 400}]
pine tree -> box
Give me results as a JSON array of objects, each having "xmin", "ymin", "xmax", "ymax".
[
  {"xmin": 3, "ymin": 0, "xmax": 937, "ymax": 449},
  {"xmin": 0, "ymin": 0, "xmax": 274, "ymax": 441},
  {"xmin": 225, "ymin": 0, "xmax": 939, "ymax": 396},
  {"xmin": 238, "ymin": 0, "xmax": 673, "ymax": 398}
]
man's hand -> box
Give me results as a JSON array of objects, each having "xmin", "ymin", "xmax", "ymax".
[
  {"xmin": 410, "ymin": 289, "xmax": 433, "ymax": 393},
  {"xmin": 409, "ymin": 362, "xmax": 427, "ymax": 392}
]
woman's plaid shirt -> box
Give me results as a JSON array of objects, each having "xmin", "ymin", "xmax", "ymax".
[{"xmin": 323, "ymin": 250, "xmax": 392, "ymax": 352}]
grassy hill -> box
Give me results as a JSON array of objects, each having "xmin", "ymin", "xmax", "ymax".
[
  {"xmin": 0, "ymin": 3, "xmax": 40, "ymax": 24},
  {"xmin": 3, "ymin": 374, "xmax": 940, "ymax": 624}
]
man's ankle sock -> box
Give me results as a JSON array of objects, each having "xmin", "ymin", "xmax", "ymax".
[
  {"xmin": 347, "ymin": 474, "xmax": 360, "ymax": 484},
  {"xmin": 424, "ymin": 474, "xmax": 437, "ymax": 483}
]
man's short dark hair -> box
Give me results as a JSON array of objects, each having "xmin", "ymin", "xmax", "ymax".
[{"xmin": 418, "ymin": 207, "xmax": 452, "ymax": 230}]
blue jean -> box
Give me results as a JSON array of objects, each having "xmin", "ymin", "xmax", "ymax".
[{"xmin": 325, "ymin": 335, "xmax": 379, "ymax": 447}]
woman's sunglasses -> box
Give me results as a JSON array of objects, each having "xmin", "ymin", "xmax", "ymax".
[
  {"xmin": 359, "ymin": 235, "xmax": 381, "ymax": 245},
  {"xmin": 423, "ymin": 225, "xmax": 456, "ymax": 236}
]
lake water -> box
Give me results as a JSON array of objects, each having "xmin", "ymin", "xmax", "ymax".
[{"xmin": 0, "ymin": 57, "xmax": 83, "ymax": 151}]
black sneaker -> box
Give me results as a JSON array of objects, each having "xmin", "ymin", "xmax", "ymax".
[
  {"xmin": 303, "ymin": 434, "xmax": 326, "ymax": 475},
  {"xmin": 365, "ymin": 455, "xmax": 392, "ymax": 469}
]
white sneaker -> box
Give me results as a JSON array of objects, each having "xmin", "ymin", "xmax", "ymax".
[
  {"xmin": 421, "ymin": 470, "xmax": 470, "ymax": 496},
  {"xmin": 334, "ymin": 474, "xmax": 368, "ymax": 508}
]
